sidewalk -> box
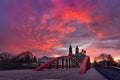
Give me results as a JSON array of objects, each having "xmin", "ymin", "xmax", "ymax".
[
  {"xmin": 62, "ymin": 68, "xmax": 106, "ymax": 80},
  {"xmin": 0, "ymin": 68, "xmax": 106, "ymax": 80}
]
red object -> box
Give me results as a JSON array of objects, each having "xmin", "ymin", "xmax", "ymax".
[
  {"xmin": 35, "ymin": 56, "xmax": 79, "ymax": 71},
  {"xmin": 35, "ymin": 55, "xmax": 91, "ymax": 73},
  {"xmin": 80, "ymin": 56, "xmax": 91, "ymax": 74}
]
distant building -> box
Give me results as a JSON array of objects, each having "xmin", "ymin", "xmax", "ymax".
[
  {"xmin": 0, "ymin": 52, "xmax": 13, "ymax": 63},
  {"xmin": 38, "ymin": 56, "xmax": 72, "ymax": 66},
  {"xmin": 69, "ymin": 45, "xmax": 72, "ymax": 56},
  {"xmin": 38, "ymin": 46, "xmax": 86, "ymax": 65},
  {"xmin": 68, "ymin": 45, "xmax": 86, "ymax": 63},
  {"xmin": 38, "ymin": 56, "xmax": 54, "ymax": 65}
]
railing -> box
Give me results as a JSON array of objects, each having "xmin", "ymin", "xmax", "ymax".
[
  {"xmin": 35, "ymin": 56, "xmax": 80, "ymax": 71},
  {"xmin": 35, "ymin": 56, "xmax": 91, "ymax": 74}
]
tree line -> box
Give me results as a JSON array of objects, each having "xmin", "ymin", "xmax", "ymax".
[
  {"xmin": 93, "ymin": 53, "xmax": 120, "ymax": 67},
  {"xmin": 0, "ymin": 51, "xmax": 37, "ymax": 64}
]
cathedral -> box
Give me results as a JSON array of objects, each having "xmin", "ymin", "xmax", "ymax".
[{"xmin": 68, "ymin": 45, "xmax": 86, "ymax": 63}]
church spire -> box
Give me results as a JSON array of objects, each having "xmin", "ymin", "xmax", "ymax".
[
  {"xmin": 75, "ymin": 46, "xmax": 79, "ymax": 55},
  {"xmin": 69, "ymin": 45, "xmax": 72, "ymax": 56}
]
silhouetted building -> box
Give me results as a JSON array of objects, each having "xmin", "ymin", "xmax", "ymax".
[
  {"xmin": 68, "ymin": 45, "xmax": 86, "ymax": 63},
  {"xmin": 69, "ymin": 45, "xmax": 73, "ymax": 56},
  {"xmin": 75, "ymin": 46, "xmax": 79, "ymax": 56},
  {"xmin": 0, "ymin": 52, "xmax": 13, "ymax": 63},
  {"xmin": 38, "ymin": 56, "xmax": 54, "ymax": 65}
]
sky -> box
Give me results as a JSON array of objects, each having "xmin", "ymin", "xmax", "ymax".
[{"xmin": 0, "ymin": 0, "xmax": 120, "ymax": 60}]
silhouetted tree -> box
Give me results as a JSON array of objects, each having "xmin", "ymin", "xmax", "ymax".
[
  {"xmin": 107, "ymin": 54, "xmax": 114, "ymax": 61},
  {"xmin": 93, "ymin": 53, "xmax": 115, "ymax": 66},
  {"xmin": 33, "ymin": 56, "xmax": 37, "ymax": 62},
  {"xmin": 25, "ymin": 53, "xmax": 31, "ymax": 63},
  {"xmin": 11, "ymin": 51, "xmax": 34, "ymax": 63},
  {"xmin": 0, "ymin": 52, "xmax": 13, "ymax": 63}
]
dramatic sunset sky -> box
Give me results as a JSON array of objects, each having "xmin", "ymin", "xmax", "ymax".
[{"xmin": 0, "ymin": 0, "xmax": 120, "ymax": 60}]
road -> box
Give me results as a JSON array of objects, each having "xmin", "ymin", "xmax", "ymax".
[{"xmin": 95, "ymin": 67, "xmax": 120, "ymax": 80}]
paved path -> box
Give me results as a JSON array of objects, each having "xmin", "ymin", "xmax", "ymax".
[
  {"xmin": 0, "ymin": 68, "xmax": 106, "ymax": 80},
  {"xmin": 95, "ymin": 67, "xmax": 120, "ymax": 80}
]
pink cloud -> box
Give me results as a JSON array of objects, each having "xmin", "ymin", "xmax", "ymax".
[{"xmin": 0, "ymin": 0, "xmax": 120, "ymax": 59}]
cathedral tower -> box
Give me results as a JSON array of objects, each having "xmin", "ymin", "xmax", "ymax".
[
  {"xmin": 69, "ymin": 45, "xmax": 72, "ymax": 56},
  {"xmin": 75, "ymin": 46, "xmax": 79, "ymax": 55}
]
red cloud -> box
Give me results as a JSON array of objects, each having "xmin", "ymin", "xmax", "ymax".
[{"xmin": 1, "ymin": 0, "xmax": 120, "ymax": 59}]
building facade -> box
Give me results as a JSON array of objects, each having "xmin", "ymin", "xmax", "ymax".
[{"xmin": 68, "ymin": 45, "xmax": 86, "ymax": 63}]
